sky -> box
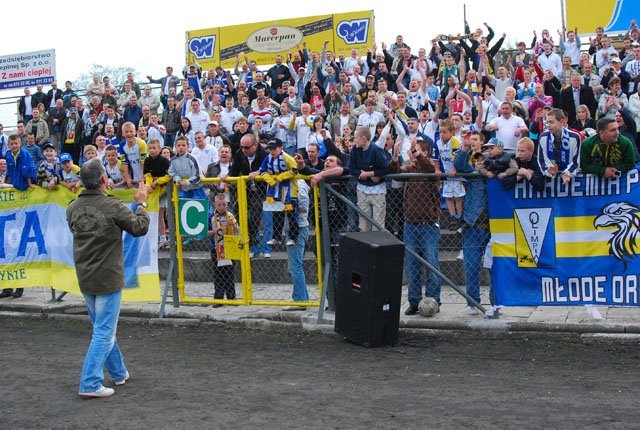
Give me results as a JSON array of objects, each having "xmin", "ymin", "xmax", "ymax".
[{"xmin": 0, "ymin": 0, "xmax": 564, "ymax": 129}]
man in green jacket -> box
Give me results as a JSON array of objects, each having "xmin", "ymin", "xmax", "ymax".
[
  {"xmin": 67, "ymin": 159, "xmax": 149, "ymax": 398},
  {"xmin": 580, "ymin": 117, "xmax": 637, "ymax": 178}
]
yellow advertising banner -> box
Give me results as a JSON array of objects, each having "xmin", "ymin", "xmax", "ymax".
[
  {"xmin": 0, "ymin": 187, "xmax": 161, "ymax": 302},
  {"xmin": 186, "ymin": 10, "xmax": 375, "ymax": 70},
  {"xmin": 565, "ymin": 0, "xmax": 634, "ymax": 34}
]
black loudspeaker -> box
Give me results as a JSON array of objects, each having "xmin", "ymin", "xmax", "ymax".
[{"xmin": 334, "ymin": 231, "xmax": 405, "ymax": 347}]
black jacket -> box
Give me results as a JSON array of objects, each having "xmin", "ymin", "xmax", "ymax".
[
  {"xmin": 47, "ymin": 106, "xmax": 67, "ymax": 135},
  {"xmin": 559, "ymin": 85, "xmax": 597, "ymax": 124},
  {"xmin": 61, "ymin": 116, "xmax": 85, "ymax": 144},
  {"xmin": 18, "ymin": 96, "xmax": 38, "ymax": 116},
  {"xmin": 32, "ymin": 91, "xmax": 48, "ymax": 108},
  {"xmin": 229, "ymin": 144, "xmax": 267, "ymax": 177},
  {"xmin": 143, "ymin": 154, "xmax": 170, "ymax": 178},
  {"xmin": 46, "ymin": 88, "xmax": 63, "ymax": 107},
  {"xmin": 266, "ymin": 64, "xmax": 291, "ymax": 90},
  {"xmin": 229, "ymin": 129, "xmax": 253, "ymax": 156}
]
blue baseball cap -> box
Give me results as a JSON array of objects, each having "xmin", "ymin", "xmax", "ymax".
[{"xmin": 59, "ymin": 153, "xmax": 73, "ymax": 163}]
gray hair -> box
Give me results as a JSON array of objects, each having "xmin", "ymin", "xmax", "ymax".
[{"xmin": 80, "ymin": 159, "xmax": 106, "ymax": 189}]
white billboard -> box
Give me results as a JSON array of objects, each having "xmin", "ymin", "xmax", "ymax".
[{"xmin": 0, "ymin": 49, "xmax": 56, "ymax": 91}]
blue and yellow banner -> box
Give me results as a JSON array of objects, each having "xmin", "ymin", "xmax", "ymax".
[
  {"xmin": 186, "ymin": 10, "xmax": 375, "ymax": 70},
  {"xmin": 0, "ymin": 187, "xmax": 160, "ymax": 301},
  {"xmin": 565, "ymin": 0, "xmax": 635, "ymax": 34},
  {"xmin": 488, "ymin": 168, "xmax": 640, "ymax": 306}
]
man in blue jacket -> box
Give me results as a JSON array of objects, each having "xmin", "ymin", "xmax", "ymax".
[
  {"xmin": 1, "ymin": 134, "xmax": 36, "ymax": 299},
  {"xmin": 348, "ymin": 126, "xmax": 390, "ymax": 231},
  {"xmin": 454, "ymin": 131, "xmax": 492, "ymax": 314}
]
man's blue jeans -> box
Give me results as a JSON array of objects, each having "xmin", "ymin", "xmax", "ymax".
[
  {"xmin": 79, "ymin": 290, "xmax": 127, "ymax": 393},
  {"xmin": 253, "ymin": 210, "xmax": 273, "ymax": 254},
  {"xmin": 404, "ymin": 221, "xmax": 441, "ymax": 306},
  {"xmin": 287, "ymin": 226, "xmax": 309, "ymax": 302},
  {"xmin": 462, "ymin": 227, "xmax": 491, "ymax": 306}
]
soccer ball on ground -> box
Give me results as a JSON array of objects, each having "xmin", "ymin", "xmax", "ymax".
[{"xmin": 418, "ymin": 297, "xmax": 439, "ymax": 317}]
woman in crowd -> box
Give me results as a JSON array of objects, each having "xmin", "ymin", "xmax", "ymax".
[
  {"xmin": 176, "ymin": 117, "xmax": 196, "ymax": 150},
  {"xmin": 571, "ymin": 104, "xmax": 597, "ymax": 138}
]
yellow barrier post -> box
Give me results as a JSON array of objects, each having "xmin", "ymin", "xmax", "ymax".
[
  {"xmin": 172, "ymin": 183, "xmax": 186, "ymax": 302},
  {"xmin": 314, "ymin": 185, "xmax": 323, "ymax": 304},
  {"xmin": 236, "ymin": 177, "xmax": 252, "ymax": 305}
]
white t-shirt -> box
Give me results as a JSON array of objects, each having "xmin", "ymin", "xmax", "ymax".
[
  {"xmin": 406, "ymin": 89, "xmax": 428, "ymax": 112},
  {"xmin": 191, "ymin": 144, "xmax": 219, "ymax": 177},
  {"xmin": 419, "ymin": 120, "xmax": 438, "ymax": 142},
  {"xmin": 120, "ymin": 141, "xmax": 144, "ymax": 181},
  {"xmin": 220, "ymin": 108, "xmax": 242, "ymax": 135},
  {"xmin": 105, "ymin": 162, "xmax": 125, "ymax": 189},
  {"xmin": 293, "ymin": 115, "xmax": 314, "ymax": 150},
  {"xmin": 339, "ymin": 114, "xmax": 350, "ymax": 136},
  {"xmin": 357, "ymin": 111, "xmax": 385, "ymax": 135},
  {"xmin": 489, "ymin": 115, "xmax": 526, "ymax": 151},
  {"xmin": 187, "ymin": 110, "xmax": 211, "ymax": 135},
  {"xmin": 625, "ymin": 60, "xmax": 640, "ymax": 93},
  {"xmin": 24, "ymin": 96, "xmax": 33, "ymax": 115}
]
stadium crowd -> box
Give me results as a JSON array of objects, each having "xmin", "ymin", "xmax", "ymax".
[{"xmin": 2, "ymin": 18, "xmax": 640, "ymax": 313}]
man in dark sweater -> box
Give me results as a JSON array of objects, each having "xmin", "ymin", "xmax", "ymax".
[
  {"xmin": 348, "ymin": 126, "xmax": 389, "ymax": 231},
  {"xmin": 224, "ymin": 133, "xmax": 267, "ymax": 257}
]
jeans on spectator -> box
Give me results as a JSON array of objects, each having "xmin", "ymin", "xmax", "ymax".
[
  {"xmin": 269, "ymin": 211, "xmax": 285, "ymax": 241},
  {"xmin": 164, "ymin": 133, "xmax": 176, "ymax": 149},
  {"xmin": 287, "ymin": 225, "xmax": 309, "ymax": 302},
  {"xmin": 178, "ymin": 186, "xmax": 206, "ymax": 200},
  {"xmin": 347, "ymin": 190, "xmax": 359, "ymax": 232},
  {"xmin": 404, "ymin": 221, "xmax": 442, "ymax": 306},
  {"xmin": 462, "ymin": 227, "xmax": 491, "ymax": 306},
  {"xmin": 51, "ymin": 132, "xmax": 61, "ymax": 153},
  {"xmin": 79, "ymin": 290, "xmax": 127, "ymax": 393},
  {"xmin": 258, "ymin": 210, "xmax": 273, "ymax": 254},
  {"xmin": 284, "ymin": 144, "xmax": 296, "ymax": 157}
]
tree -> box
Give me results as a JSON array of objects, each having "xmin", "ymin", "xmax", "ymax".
[{"xmin": 73, "ymin": 64, "xmax": 139, "ymax": 91}]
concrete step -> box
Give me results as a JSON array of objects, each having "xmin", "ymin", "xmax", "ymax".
[
  {"xmin": 158, "ymin": 248, "xmax": 484, "ymax": 287},
  {"xmin": 159, "ymin": 250, "xmax": 319, "ymax": 284}
]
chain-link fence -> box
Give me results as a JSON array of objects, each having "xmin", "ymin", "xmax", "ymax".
[
  {"xmin": 317, "ymin": 173, "xmax": 492, "ymax": 314},
  {"xmin": 166, "ymin": 177, "xmax": 323, "ymax": 307},
  {"xmin": 161, "ymin": 172, "xmax": 492, "ymax": 313}
]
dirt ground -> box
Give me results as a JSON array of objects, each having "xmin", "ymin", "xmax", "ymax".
[{"xmin": 1, "ymin": 317, "xmax": 639, "ymax": 429}]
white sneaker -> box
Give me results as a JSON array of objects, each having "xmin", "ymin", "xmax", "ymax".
[
  {"xmin": 263, "ymin": 253, "xmax": 271, "ymax": 258},
  {"xmin": 457, "ymin": 250, "xmax": 464, "ymax": 260},
  {"xmin": 465, "ymin": 306, "xmax": 479, "ymax": 315},
  {"xmin": 266, "ymin": 239, "xmax": 279, "ymax": 246},
  {"xmin": 79, "ymin": 386, "xmax": 115, "ymax": 398},
  {"xmin": 286, "ymin": 239, "xmax": 295, "ymax": 246},
  {"xmin": 249, "ymin": 252, "xmax": 255, "ymax": 258},
  {"xmin": 114, "ymin": 371, "xmax": 129, "ymax": 386}
]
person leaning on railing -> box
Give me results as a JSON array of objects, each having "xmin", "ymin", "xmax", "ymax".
[
  {"xmin": 454, "ymin": 131, "xmax": 493, "ymax": 314},
  {"xmin": 389, "ymin": 137, "xmax": 442, "ymax": 315}
]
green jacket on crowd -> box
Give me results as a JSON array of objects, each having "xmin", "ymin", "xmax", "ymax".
[{"xmin": 579, "ymin": 134, "xmax": 637, "ymax": 176}]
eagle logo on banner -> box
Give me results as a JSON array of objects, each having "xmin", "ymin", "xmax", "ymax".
[{"xmin": 594, "ymin": 202, "xmax": 640, "ymax": 270}]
